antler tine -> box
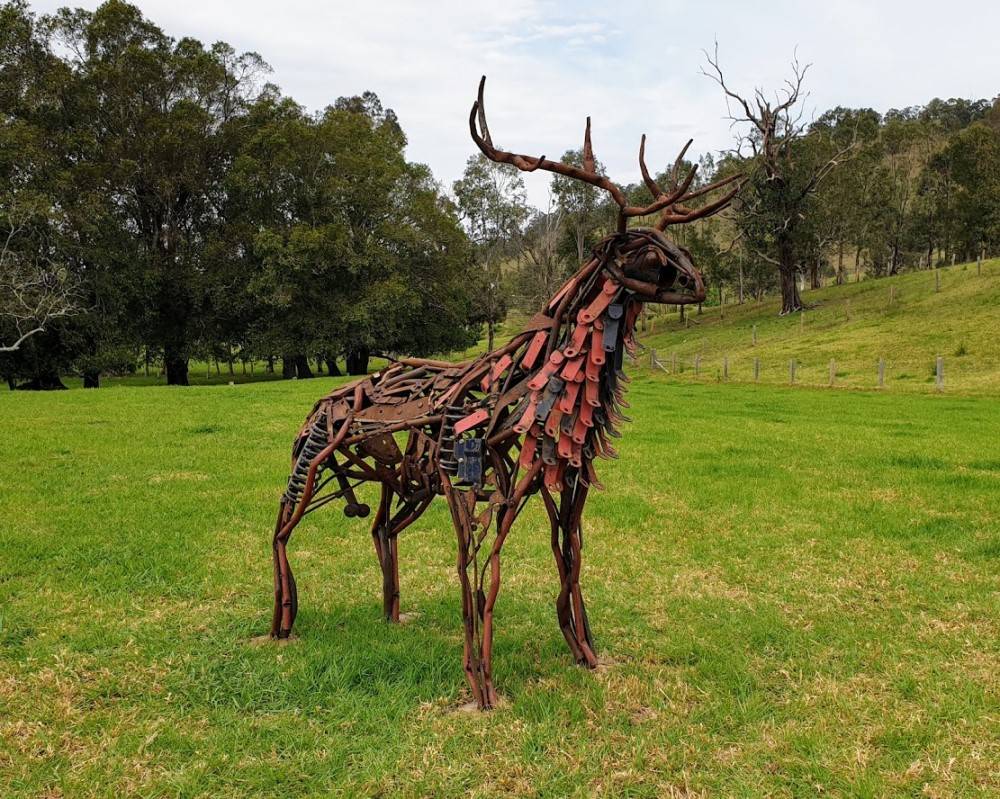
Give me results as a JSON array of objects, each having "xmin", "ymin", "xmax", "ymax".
[
  {"xmin": 639, "ymin": 134, "xmax": 699, "ymax": 213},
  {"xmin": 672, "ymin": 171, "xmax": 743, "ymax": 205},
  {"xmin": 639, "ymin": 134, "xmax": 665, "ymax": 200},
  {"xmin": 671, "ymin": 139, "xmax": 694, "ymax": 186},
  {"xmin": 655, "ymin": 178, "xmax": 744, "ymax": 230},
  {"xmin": 476, "ymin": 75, "xmax": 492, "ymax": 148},
  {"xmin": 583, "ymin": 117, "xmax": 595, "ymax": 174},
  {"xmin": 663, "ymin": 161, "xmax": 698, "ymax": 204}
]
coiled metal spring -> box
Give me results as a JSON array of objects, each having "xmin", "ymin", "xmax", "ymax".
[{"xmin": 284, "ymin": 411, "xmax": 329, "ymax": 504}]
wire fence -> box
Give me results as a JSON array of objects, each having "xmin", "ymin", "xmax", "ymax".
[
  {"xmin": 626, "ymin": 257, "xmax": 998, "ymax": 394},
  {"xmin": 641, "ymin": 349, "xmax": 977, "ymax": 393}
]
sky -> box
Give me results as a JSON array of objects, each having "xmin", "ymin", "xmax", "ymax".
[{"xmin": 30, "ymin": 0, "xmax": 1000, "ymax": 208}]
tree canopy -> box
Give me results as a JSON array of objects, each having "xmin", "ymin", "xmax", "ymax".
[{"xmin": 1, "ymin": 0, "xmax": 479, "ymax": 386}]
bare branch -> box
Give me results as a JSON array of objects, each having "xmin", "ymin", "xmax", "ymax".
[
  {"xmin": 0, "ymin": 327, "xmax": 47, "ymax": 353},
  {"xmin": 1, "ymin": 212, "xmax": 80, "ymax": 353}
]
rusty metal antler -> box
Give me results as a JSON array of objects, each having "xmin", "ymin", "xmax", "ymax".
[
  {"xmin": 265, "ymin": 74, "xmax": 720, "ymax": 711},
  {"xmin": 638, "ymin": 136, "xmax": 744, "ymax": 230},
  {"xmin": 470, "ymin": 76, "xmax": 731, "ymax": 233}
]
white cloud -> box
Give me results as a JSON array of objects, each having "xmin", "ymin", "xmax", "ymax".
[{"xmin": 29, "ymin": 0, "xmax": 1000, "ymax": 207}]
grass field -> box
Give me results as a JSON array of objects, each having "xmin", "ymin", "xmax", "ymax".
[
  {"xmin": 2, "ymin": 373, "xmax": 998, "ymax": 797},
  {"xmin": 636, "ymin": 258, "xmax": 1000, "ymax": 394}
]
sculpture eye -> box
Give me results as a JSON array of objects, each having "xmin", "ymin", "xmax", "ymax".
[{"xmin": 658, "ymin": 262, "xmax": 680, "ymax": 289}]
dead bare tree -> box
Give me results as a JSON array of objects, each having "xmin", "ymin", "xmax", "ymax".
[{"xmin": 702, "ymin": 43, "xmax": 857, "ymax": 314}]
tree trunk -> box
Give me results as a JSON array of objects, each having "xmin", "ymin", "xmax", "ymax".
[
  {"xmin": 836, "ymin": 241, "xmax": 845, "ymax": 285},
  {"xmin": 164, "ymin": 352, "xmax": 189, "ymax": 386},
  {"xmin": 810, "ymin": 255, "xmax": 821, "ymax": 289},
  {"xmin": 266, "ymin": 356, "xmax": 275, "ymax": 374},
  {"xmin": 158, "ymin": 260, "xmax": 191, "ymax": 386},
  {"xmin": 778, "ymin": 242, "xmax": 803, "ymax": 314},
  {"xmin": 83, "ymin": 369, "xmax": 100, "ymax": 389},
  {"xmin": 282, "ymin": 356, "xmax": 296, "ymax": 379},
  {"xmin": 325, "ymin": 356, "xmax": 341, "ymax": 377},
  {"xmin": 16, "ymin": 371, "xmax": 67, "ymax": 390},
  {"xmin": 294, "ymin": 354, "xmax": 313, "ymax": 379},
  {"xmin": 345, "ymin": 347, "xmax": 370, "ymax": 376},
  {"xmin": 889, "ymin": 242, "xmax": 900, "ymax": 276},
  {"xmin": 487, "ymin": 321, "xmax": 496, "ymax": 352}
]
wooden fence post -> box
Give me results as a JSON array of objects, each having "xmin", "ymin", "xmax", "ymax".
[
  {"xmin": 694, "ymin": 354, "xmax": 701, "ymax": 376},
  {"xmin": 650, "ymin": 348, "xmax": 657, "ymax": 368},
  {"xmin": 671, "ymin": 352, "xmax": 677, "ymax": 373},
  {"xmin": 789, "ymin": 359, "xmax": 796, "ymax": 385},
  {"xmin": 752, "ymin": 323, "xmax": 758, "ymax": 346},
  {"xmin": 723, "ymin": 356, "xmax": 729, "ymax": 381},
  {"xmin": 753, "ymin": 357, "xmax": 760, "ymax": 382},
  {"xmin": 935, "ymin": 268, "xmax": 941, "ymax": 292},
  {"xmin": 829, "ymin": 359, "xmax": 835, "ymax": 387},
  {"xmin": 936, "ymin": 356, "xmax": 943, "ymax": 391},
  {"xmin": 978, "ymin": 250, "xmax": 983, "ymax": 276},
  {"xmin": 846, "ymin": 299, "xmax": 851, "ymax": 321},
  {"xmin": 878, "ymin": 358, "xmax": 885, "ymax": 388}
]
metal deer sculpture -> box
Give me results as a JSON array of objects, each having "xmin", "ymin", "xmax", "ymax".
[{"xmin": 269, "ymin": 77, "xmax": 741, "ymax": 709}]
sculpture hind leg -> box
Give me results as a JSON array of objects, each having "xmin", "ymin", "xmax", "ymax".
[
  {"xmin": 369, "ymin": 485, "xmax": 399, "ymax": 622},
  {"xmin": 270, "ymin": 413, "xmax": 354, "ymax": 639},
  {"xmin": 270, "ymin": 499, "xmax": 299, "ymax": 638},
  {"xmin": 542, "ymin": 479, "xmax": 598, "ymax": 668},
  {"xmin": 370, "ymin": 483, "xmax": 433, "ymax": 622}
]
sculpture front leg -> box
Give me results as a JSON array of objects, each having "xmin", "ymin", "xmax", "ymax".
[
  {"xmin": 442, "ymin": 460, "xmax": 541, "ymax": 709},
  {"xmin": 543, "ymin": 481, "xmax": 598, "ymax": 668}
]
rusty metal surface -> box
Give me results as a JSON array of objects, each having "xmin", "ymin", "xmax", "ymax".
[{"xmin": 268, "ymin": 76, "xmax": 736, "ymax": 710}]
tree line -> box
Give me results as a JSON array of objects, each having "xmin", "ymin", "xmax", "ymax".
[
  {"xmin": 3, "ymin": 2, "xmax": 999, "ymax": 387},
  {"xmin": 1, "ymin": 0, "xmax": 480, "ymax": 387}
]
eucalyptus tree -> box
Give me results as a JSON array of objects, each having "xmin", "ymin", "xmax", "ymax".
[
  {"xmin": 236, "ymin": 94, "xmax": 476, "ymax": 376},
  {"xmin": 551, "ymin": 148, "xmax": 613, "ymax": 264},
  {"xmin": 453, "ymin": 153, "xmax": 528, "ymax": 351},
  {"xmin": 45, "ymin": 0, "xmax": 270, "ymax": 385},
  {"xmin": 924, "ymin": 123, "xmax": 1000, "ymax": 260}
]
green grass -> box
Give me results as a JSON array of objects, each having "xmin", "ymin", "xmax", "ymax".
[
  {"xmin": 639, "ymin": 259, "xmax": 1000, "ymax": 394},
  {"xmin": 2, "ymin": 375, "xmax": 998, "ymax": 796}
]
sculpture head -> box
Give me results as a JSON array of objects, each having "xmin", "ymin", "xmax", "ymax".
[
  {"xmin": 470, "ymin": 76, "xmax": 740, "ymax": 306},
  {"xmin": 599, "ymin": 228, "xmax": 706, "ymax": 305}
]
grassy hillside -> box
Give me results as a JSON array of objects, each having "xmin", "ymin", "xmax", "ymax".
[
  {"xmin": 638, "ymin": 258, "xmax": 1000, "ymax": 394},
  {"xmin": 2, "ymin": 376, "xmax": 998, "ymax": 797}
]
